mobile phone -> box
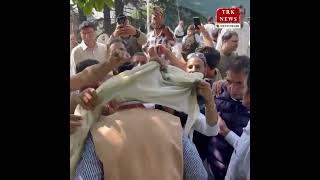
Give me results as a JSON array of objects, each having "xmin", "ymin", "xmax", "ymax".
[{"xmin": 193, "ymin": 17, "xmax": 201, "ymax": 30}]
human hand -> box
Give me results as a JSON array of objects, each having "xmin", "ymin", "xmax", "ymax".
[
  {"xmin": 149, "ymin": 56, "xmax": 168, "ymax": 70},
  {"xmin": 163, "ymin": 26, "xmax": 174, "ymax": 40},
  {"xmin": 77, "ymin": 88, "xmax": 99, "ymax": 110},
  {"xmin": 212, "ymin": 80, "xmax": 226, "ymax": 97},
  {"xmin": 196, "ymin": 24, "xmax": 206, "ymax": 33},
  {"xmin": 155, "ymin": 44, "xmax": 170, "ymax": 57},
  {"xmin": 109, "ymin": 48, "xmax": 131, "ymax": 67},
  {"xmin": 121, "ymin": 25, "xmax": 138, "ymax": 36},
  {"xmin": 112, "ymin": 25, "xmax": 125, "ymax": 37},
  {"xmin": 218, "ymin": 115, "xmax": 230, "ymax": 137},
  {"xmin": 197, "ymin": 80, "xmax": 213, "ymax": 101},
  {"xmin": 147, "ymin": 46, "xmax": 159, "ymax": 59},
  {"xmin": 101, "ymin": 100, "xmax": 120, "ymax": 116}
]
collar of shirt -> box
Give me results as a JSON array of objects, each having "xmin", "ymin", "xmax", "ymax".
[{"xmin": 80, "ymin": 41, "xmax": 97, "ymax": 51}]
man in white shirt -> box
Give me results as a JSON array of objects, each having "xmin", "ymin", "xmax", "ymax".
[
  {"xmin": 219, "ymin": 72, "xmax": 250, "ymax": 180},
  {"xmin": 204, "ymin": 16, "xmax": 216, "ymax": 40},
  {"xmin": 216, "ymin": 5, "xmax": 250, "ymax": 56},
  {"xmin": 174, "ymin": 20, "xmax": 185, "ymax": 43},
  {"xmin": 70, "ymin": 21, "xmax": 107, "ymax": 69}
]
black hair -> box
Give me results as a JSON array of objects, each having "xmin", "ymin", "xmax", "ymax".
[
  {"xmin": 222, "ymin": 31, "xmax": 238, "ymax": 42},
  {"xmin": 79, "ymin": 21, "xmax": 96, "ymax": 31},
  {"xmin": 116, "ymin": 14, "xmax": 126, "ymax": 19},
  {"xmin": 76, "ymin": 59, "xmax": 99, "ymax": 73},
  {"xmin": 106, "ymin": 37, "xmax": 126, "ymax": 50},
  {"xmin": 181, "ymin": 35, "xmax": 199, "ymax": 61},
  {"xmin": 238, "ymin": 5, "xmax": 246, "ymax": 14},
  {"xmin": 117, "ymin": 62, "xmax": 135, "ymax": 73},
  {"xmin": 195, "ymin": 46, "xmax": 220, "ymax": 70},
  {"xmin": 227, "ymin": 55, "xmax": 250, "ymax": 75},
  {"xmin": 116, "ymin": 14, "xmax": 127, "ymax": 24},
  {"xmin": 231, "ymin": 5, "xmax": 246, "ymax": 15}
]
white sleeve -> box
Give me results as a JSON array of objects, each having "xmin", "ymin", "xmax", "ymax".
[
  {"xmin": 174, "ymin": 27, "xmax": 179, "ymax": 36},
  {"xmin": 215, "ymin": 28, "xmax": 227, "ymax": 50},
  {"xmin": 196, "ymin": 34, "xmax": 203, "ymax": 46},
  {"xmin": 243, "ymin": 146, "xmax": 250, "ymax": 180},
  {"xmin": 193, "ymin": 112, "xmax": 219, "ymax": 136},
  {"xmin": 225, "ymin": 131, "xmax": 240, "ymax": 149},
  {"xmin": 70, "ymin": 49, "xmax": 76, "ymax": 77},
  {"xmin": 182, "ymin": 36, "xmax": 186, "ymax": 44}
]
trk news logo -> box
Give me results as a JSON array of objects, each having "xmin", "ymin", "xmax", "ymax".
[{"xmin": 216, "ymin": 8, "xmax": 240, "ymax": 29}]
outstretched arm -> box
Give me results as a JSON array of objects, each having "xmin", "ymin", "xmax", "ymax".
[
  {"xmin": 157, "ymin": 44, "xmax": 187, "ymax": 70},
  {"xmin": 70, "ymin": 48, "xmax": 131, "ymax": 91},
  {"xmin": 196, "ymin": 24, "xmax": 214, "ymax": 47},
  {"xmin": 197, "ymin": 80, "xmax": 218, "ymax": 127}
]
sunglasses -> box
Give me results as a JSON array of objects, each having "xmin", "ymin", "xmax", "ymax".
[{"xmin": 187, "ymin": 52, "xmax": 207, "ymax": 64}]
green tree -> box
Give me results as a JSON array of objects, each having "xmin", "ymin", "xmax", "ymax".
[
  {"xmin": 114, "ymin": 0, "xmax": 124, "ymax": 17},
  {"xmin": 72, "ymin": 0, "xmax": 114, "ymax": 16},
  {"xmin": 77, "ymin": 4, "xmax": 87, "ymax": 23}
]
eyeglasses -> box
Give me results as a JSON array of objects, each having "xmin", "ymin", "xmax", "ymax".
[{"xmin": 187, "ymin": 52, "xmax": 207, "ymax": 64}]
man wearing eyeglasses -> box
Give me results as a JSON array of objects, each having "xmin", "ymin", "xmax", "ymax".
[{"xmin": 215, "ymin": 5, "xmax": 250, "ymax": 57}]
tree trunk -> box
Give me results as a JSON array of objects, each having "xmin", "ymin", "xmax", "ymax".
[
  {"xmin": 77, "ymin": 5, "xmax": 87, "ymax": 23},
  {"xmin": 103, "ymin": 5, "xmax": 112, "ymax": 35},
  {"xmin": 114, "ymin": 0, "xmax": 124, "ymax": 17}
]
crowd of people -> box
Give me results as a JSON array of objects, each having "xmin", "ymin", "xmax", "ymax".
[{"xmin": 70, "ymin": 4, "xmax": 250, "ymax": 180}]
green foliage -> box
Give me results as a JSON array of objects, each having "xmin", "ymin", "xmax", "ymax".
[{"xmin": 72, "ymin": 0, "xmax": 114, "ymax": 15}]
